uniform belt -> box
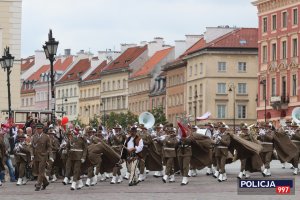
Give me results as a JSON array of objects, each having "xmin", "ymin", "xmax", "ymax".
[
  {"xmin": 217, "ymin": 146, "xmax": 228, "ymax": 149},
  {"xmin": 261, "ymin": 142, "xmax": 273, "ymax": 145},
  {"xmin": 292, "ymin": 140, "xmax": 300, "ymax": 143},
  {"xmin": 70, "ymin": 149, "xmax": 83, "ymax": 152},
  {"xmin": 164, "ymin": 147, "xmax": 175, "ymax": 150},
  {"xmin": 17, "ymin": 153, "xmax": 27, "ymax": 156},
  {"xmin": 180, "ymin": 145, "xmax": 191, "ymax": 148},
  {"xmin": 112, "ymin": 145, "xmax": 120, "ymax": 148}
]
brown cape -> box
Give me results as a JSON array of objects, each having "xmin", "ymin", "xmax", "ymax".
[
  {"xmin": 99, "ymin": 141, "xmax": 120, "ymax": 173},
  {"xmin": 190, "ymin": 133, "xmax": 213, "ymax": 170},
  {"xmin": 273, "ymin": 131, "xmax": 298, "ymax": 162},
  {"xmin": 145, "ymin": 142, "xmax": 163, "ymax": 171}
]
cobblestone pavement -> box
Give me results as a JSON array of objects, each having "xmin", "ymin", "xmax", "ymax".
[{"xmin": 0, "ymin": 160, "xmax": 299, "ymax": 200}]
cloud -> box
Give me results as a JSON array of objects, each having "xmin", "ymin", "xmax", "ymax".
[{"xmin": 21, "ymin": 0, "xmax": 258, "ymax": 57}]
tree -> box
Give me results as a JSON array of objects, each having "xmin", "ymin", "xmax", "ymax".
[
  {"xmin": 89, "ymin": 115, "xmax": 99, "ymax": 128},
  {"xmin": 150, "ymin": 106, "xmax": 167, "ymax": 125},
  {"xmin": 105, "ymin": 111, "xmax": 138, "ymax": 130}
]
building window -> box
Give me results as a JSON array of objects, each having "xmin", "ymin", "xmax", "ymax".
[
  {"xmin": 107, "ymin": 82, "xmax": 110, "ymax": 91},
  {"xmin": 70, "ymin": 88, "xmax": 73, "ymax": 97},
  {"xmin": 238, "ymin": 62, "xmax": 246, "ymax": 72},
  {"xmin": 152, "ymin": 99, "xmax": 155, "ymax": 109},
  {"xmin": 282, "ymin": 11, "xmax": 287, "ymax": 28},
  {"xmin": 194, "ymin": 64, "xmax": 197, "ymax": 75},
  {"xmin": 282, "ymin": 76, "xmax": 287, "ymax": 97},
  {"xmin": 218, "ymin": 62, "xmax": 226, "ymax": 72},
  {"xmin": 262, "ymin": 45, "xmax": 267, "ymax": 63},
  {"xmin": 103, "ymin": 82, "xmax": 105, "ymax": 92},
  {"xmin": 293, "ymin": 8, "xmax": 298, "ymax": 25},
  {"xmin": 189, "ymin": 66, "xmax": 192, "ymax": 76},
  {"xmin": 271, "ymin": 78, "xmax": 276, "ymax": 96},
  {"xmin": 217, "ymin": 83, "xmax": 226, "ymax": 94},
  {"xmin": 70, "ymin": 105, "xmax": 73, "ymax": 115},
  {"xmin": 30, "ymin": 98, "xmax": 33, "ymax": 106},
  {"xmin": 200, "ymin": 63, "xmax": 203, "ymax": 74},
  {"xmin": 58, "ymin": 90, "xmax": 60, "ymax": 98},
  {"xmin": 272, "ymin": 14, "xmax": 277, "ymax": 30},
  {"xmin": 66, "ymin": 89, "xmax": 68, "ymax": 97},
  {"xmin": 238, "ymin": 83, "xmax": 247, "ymax": 94},
  {"xmin": 293, "ymin": 38, "xmax": 298, "ymax": 57},
  {"xmin": 123, "ymin": 79, "xmax": 127, "ymax": 89},
  {"xmin": 292, "ymin": 74, "xmax": 297, "ymax": 96},
  {"xmin": 74, "ymin": 88, "xmax": 77, "ymax": 96},
  {"xmin": 217, "ymin": 105, "xmax": 226, "ymax": 119},
  {"xmin": 88, "ymin": 89, "xmax": 91, "ymax": 97},
  {"xmin": 112, "ymin": 81, "xmax": 115, "ymax": 90},
  {"xmin": 263, "ymin": 17, "xmax": 267, "ymax": 32},
  {"xmin": 282, "ymin": 40, "xmax": 287, "ymax": 59},
  {"xmin": 237, "ymin": 105, "xmax": 246, "ymax": 119},
  {"xmin": 22, "ymin": 99, "xmax": 24, "ymax": 107},
  {"xmin": 189, "ymin": 86, "xmax": 192, "ymax": 97},
  {"xmin": 272, "ymin": 43, "xmax": 277, "ymax": 61}
]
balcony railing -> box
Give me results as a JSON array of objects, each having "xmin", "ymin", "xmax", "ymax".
[{"xmin": 271, "ymin": 95, "xmax": 289, "ymax": 110}]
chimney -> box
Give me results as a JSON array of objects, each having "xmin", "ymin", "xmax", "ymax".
[
  {"xmin": 174, "ymin": 40, "xmax": 186, "ymax": 59},
  {"xmin": 185, "ymin": 35, "xmax": 203, "ymax": 49},
  {"xmin": 159, "ymin": 77, "xmax": 164, "ymax": 91},
  {"xmin": 154, "ymin": 37, "xmax": 164, "ymax": 45},
  {"xmin": 64, "ymin": 49, "xmax": 71, "ymax": 56},
  {"xmin": 120, "ymin": 43, "xmax": 137, "ymax": 53}
]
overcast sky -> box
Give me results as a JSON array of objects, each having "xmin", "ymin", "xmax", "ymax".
[{"xmin": 21, "ymin": 0, "xmax": 258, "ymax": 57}]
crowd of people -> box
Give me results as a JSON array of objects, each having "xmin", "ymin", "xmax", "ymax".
[{"xmin": 0, "ymin": 116, "xmax": 300, "ymax": 191}]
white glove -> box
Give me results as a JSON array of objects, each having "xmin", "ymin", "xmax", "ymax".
[
  {"xmin": 81, "ymin": 159, "xmax": 85, "ymax": 163},
  {"xmin": 259, "ymin": 129, "xmax": 265, "ymax": 136},
  {"xmin": 49, "ymin": 157, "xmax": 54, "ymax": 162},
  {"xmin": 31, "ymin": 156, "xmax": 34, "ymax": 161},
  {"xmin": 217, "ymin": 136, "xmax": 222, "ymax": 140},
  {"xmin": 62, "ymin": 149, "xmax": 67, "ymax": 154}
]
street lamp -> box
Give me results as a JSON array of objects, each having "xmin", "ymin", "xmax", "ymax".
[
  {"xmin": 194, "ymin": 90, "xmax": 198, "ymax": 125},
  {"xmin": 61, "ymin": 96, "xmax": 68, "ymax": 117},
  {"xmin": 260, "ymin": 79, "xmax": 267, "ymax": 123},
  {"xmin": 228, "ymin": 83, "xmax": 236, "ymax": 133},
  {"xmin": 0, "ymin": 46, "xmax": 15, "ymax": 153},
  {"xmin": 43, "ymin": 29, "xmax": 59, "ymax": 125}
]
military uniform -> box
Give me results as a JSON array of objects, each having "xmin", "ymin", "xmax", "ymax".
[
  {"xmin": 65, "ymin": 130, "xmax": 87, "ymax": 190},
  {"xmin": 14, "ymin": 134, "xmax": 30, "ymax": 185},
  {"xmin": 138, "ymin": 126, "xmax": 152, "ymax": 182},
  {"xmin": 152, "ymin": 124, "xmax": 165, "ymax": 177},
  {"xmin": 177, "ymin": 136, "xmax": 192, "ymax": 185},
  {"xmin": 46, "ymin": 128, "xmax": 60, "ymax": 182},
  {"xmin": 30, "ymin": 123, "xmax": 53, "ymax": 191},
  {"xmin": 0, "ymin": 134, "xmax": 6, "ymax": 186},
  {"xmin": 162, "ymin": 129, "xmax": 178, "ymax": 183},
  {"xmin": 214, "ymin": 124, "xmax": 231, "ymax": 182},
  {"xmin": 108, "ymin": 126, "xmax": 126, "ymax": 184},
  {"xmin": 257, "ymin": 124, "xmax": 274, "ymax": 176}
]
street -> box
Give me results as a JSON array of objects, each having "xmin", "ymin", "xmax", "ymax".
[{"xmin": 0, "ymin": 160, "xmax": 299, "ymax": 200}]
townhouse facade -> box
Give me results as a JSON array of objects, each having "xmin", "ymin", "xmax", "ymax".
[
  {"xmin": 253, "ymin": 0, "xmax": 300, "ymax": 126},
  {"xmin": 0, "ymin": 0, "xmax": 22, "ymax": 121},
  {"xmin": 184, "ymin": 28, "xmax": 258, "ymax": 127},
  {"xmin": 128, "ymin": 47, "xmax": 174, "ymax": 116}
]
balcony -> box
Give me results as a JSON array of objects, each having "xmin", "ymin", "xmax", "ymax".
[{"xmin": 270, "ymin": 95, "xmax": 289, "ymax": 110}]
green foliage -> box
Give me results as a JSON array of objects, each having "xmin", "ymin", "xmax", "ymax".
[
  {"xmin": 104, "ymin": 111, "xmax": 138, "ymax": 130},
  {"xmin": 72, "ymin": 117, "xmax": 84, "ymax": 128},
  {"xmin": 150, "ymin": 106, "xmax": 167, "ymax": 125},
  {"xmin": 89, "ymin": 115, "xmax": 99, "ymax": 128}
]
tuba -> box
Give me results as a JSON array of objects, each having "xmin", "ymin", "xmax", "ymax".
[
  {"xmin": 138, "ymin": 112, "xmax": 155, "ymax": 129},
  {"xmin": 292, "ymin": 107, "xmax": 300, "ymax": 124}
]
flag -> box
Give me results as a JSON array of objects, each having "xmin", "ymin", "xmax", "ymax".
[
  {"xmin": 178, "ymin": 121, "xmax": 188, "ymax": 138},
  {"xmin": 196, "ymin": 112, "xmax": 211, "ymax": 121}
]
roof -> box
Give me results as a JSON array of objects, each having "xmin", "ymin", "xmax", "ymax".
[
  {"xmin": 131, "ymin": 47, "xmax": 173, "ymax": 78},
  {"xmin": 57, "ymin": 58, "xmax": 91, "ymax": 83},
  {"xmin": 26, "ymin": 56, "xmax": 73, "ymax": 82},
  {"xmin": 188, "ymin": 28, "xmax": 258, "ymax": 55},
  {"xmin": 21, "ymin": 56, "xmax": 35, "ymax": 72},
  {"xmin": 84, "ymin": 60, "xmax": 107, "ymax": 81},
  {"xmin": 103, "ymin": 45, "xmax": 147, "ymax": 72}
]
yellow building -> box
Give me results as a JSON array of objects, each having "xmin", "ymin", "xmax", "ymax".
[
  {"xmin": 0, "ymin": 0, "xmax": 22, "ymax": 120},
  {"xmin": 78, "ymin": 61, "xmax": 106, "ymax": 125},
  {"xmin": 184, "ymin": 28, "xmax": 258, "ymax": 128},
  {"xmin": 100, "ymin": 46, "xmax": 148, "ymax": 116}
]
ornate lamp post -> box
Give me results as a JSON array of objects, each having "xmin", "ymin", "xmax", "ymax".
[
  {"xmin": 61, "ymin": 95, "xmax": 68, "ymax": 117},
  {"xmin": 43, "ymin": 29, "xmax": 59, "ymax": 125},
  {"xmin": 0, "ymin": 46, "xmax": 15, "ymax": 152},
  {"xmin": 228, "ymin": 83, "xmax": 236, "ymax": 133}
]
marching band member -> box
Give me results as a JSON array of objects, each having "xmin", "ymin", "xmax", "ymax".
[
  {"xmin": 257, "ymin": 122, "xmax": 274, "ymax": 177},
  {"xmin": 14, "ymin": 132, "xmax": 30, "ymax": 186},
  {"xmin": 108, "ymin": 124, "xmax": 126, "ymax": 184},
  {"xmin": 65, "ymin": 129, "xmax": 87, "ymax": 190},
  {"xmin": 161, "ymin": 127, "xmax": 178, "ymax": 183},
  {"xmin": 30, "ymin": 122, "xmax": 53, "ymax": 191},
  {"xmin": 214, "ymin": 123, "xmax": 231, "ymax": 182},
  {"xmin": 205, "ymin": 122, "xmax": 215, "ymax": 176},
  {"xmin": 121, "ymin": 125, "xmax": 144, "ymax": 186},
  {"xmin": 46, "ymin": 128, "xmax": 60, "ymax": 182},
  {"xmin": 152, "ymin": 124, "xmax": 165, "ymax": 178},
  {"xmin": 288, "ymin": 121, "xmax": 300, "ymax": 175}
]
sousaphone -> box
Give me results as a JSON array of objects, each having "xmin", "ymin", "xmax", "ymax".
[{"xmin": 139, "ymin": 112, "xmax": 155, "ymax": 129}]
